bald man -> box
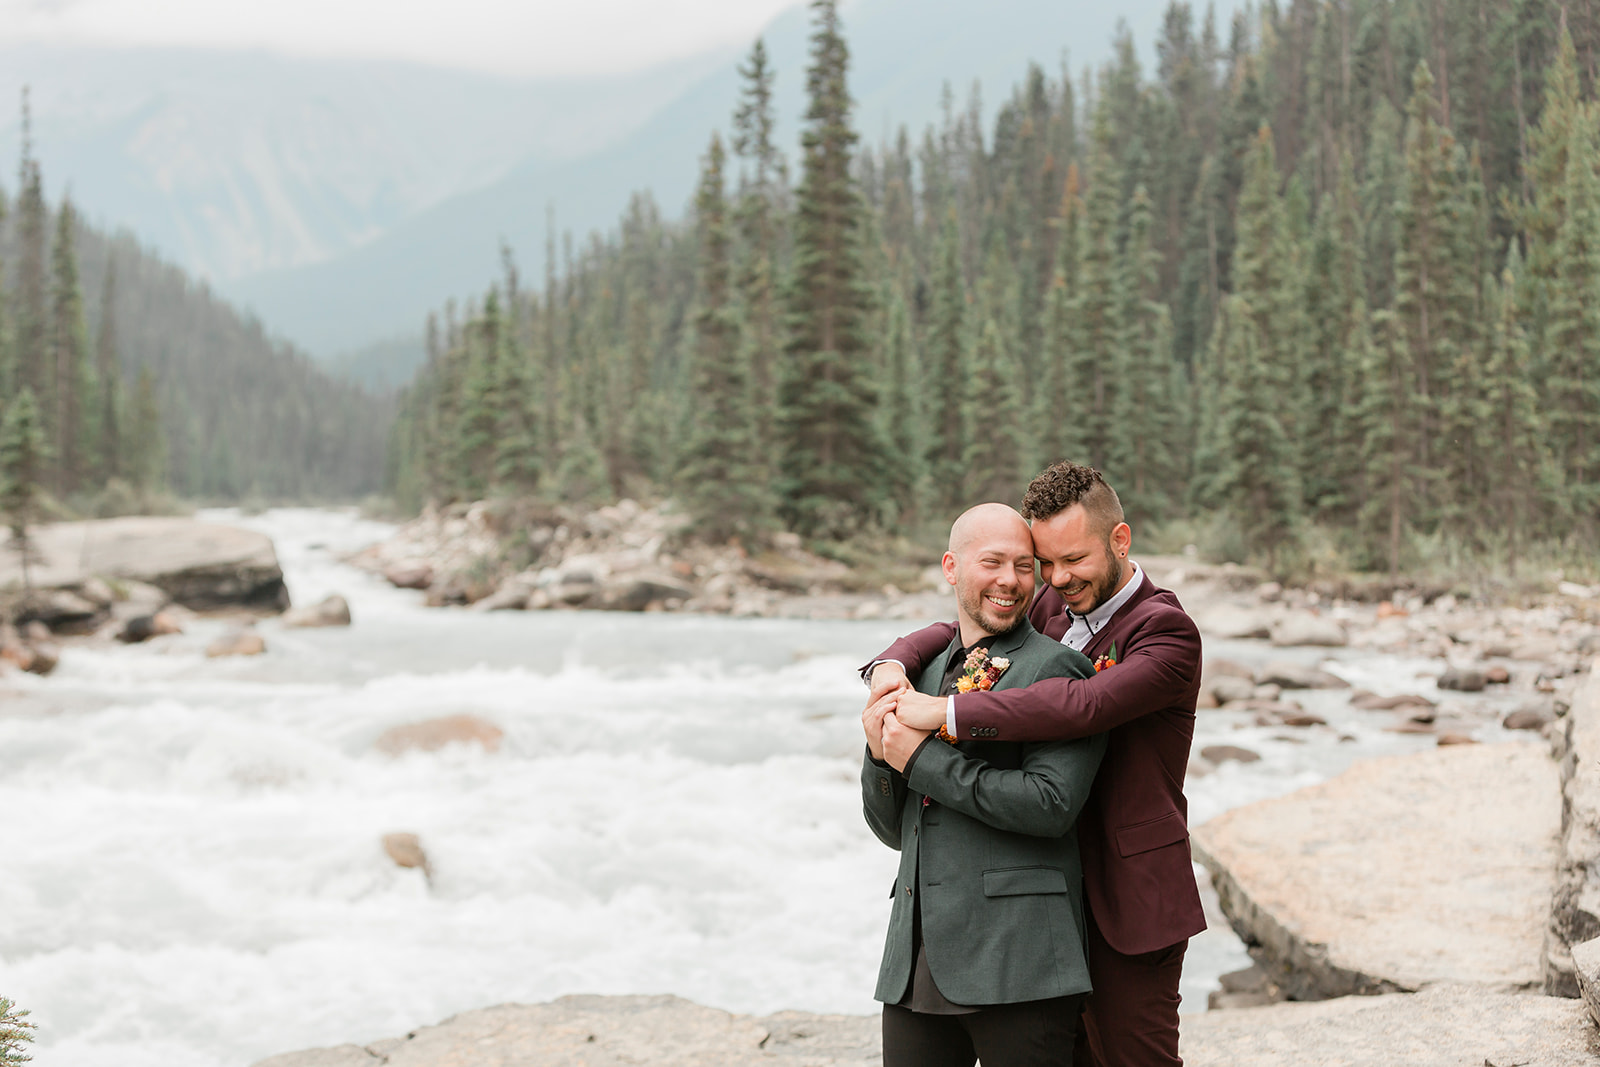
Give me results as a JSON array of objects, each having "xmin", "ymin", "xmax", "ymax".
[{"xmin": 861, "ymin": 504, "xmax": 1105, "ymax": 1067}]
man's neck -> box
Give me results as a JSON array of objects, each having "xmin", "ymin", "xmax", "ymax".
[{"xmin": 957, "ymin": 618, "xmax": 1014, "ymax": 648}]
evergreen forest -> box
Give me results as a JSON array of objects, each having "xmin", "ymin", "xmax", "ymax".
[
  {"xmin": 0, "ymin": 98, "xmax": 393, "ymax": 516},
  {"xmin": 361, "ymin": 1, "xmax": 1598, "ymax": 577}
]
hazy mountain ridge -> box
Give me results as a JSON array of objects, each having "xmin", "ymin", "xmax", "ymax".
[{"xmin": 0, "ymin": 46, "xmax": 723, "ymax": 282}]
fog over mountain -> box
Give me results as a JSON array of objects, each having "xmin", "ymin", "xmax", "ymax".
[{"xmin": 3, "ymin": 0, "xmax": 1202, "ymax": 371}]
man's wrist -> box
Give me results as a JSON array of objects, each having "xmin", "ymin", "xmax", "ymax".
[{"xmin": 864, "ymin": 658, "xmax": 907, "ymax": 686}]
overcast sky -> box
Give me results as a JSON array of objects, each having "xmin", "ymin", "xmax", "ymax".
[{"xmin": 0, "ymin": 0, "xmax": 803, "ymax": 78}]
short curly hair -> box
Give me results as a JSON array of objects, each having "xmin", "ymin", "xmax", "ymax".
[{"xmin": 1019, "ymin": 462, "xmax": 1124, "ymax": 537}]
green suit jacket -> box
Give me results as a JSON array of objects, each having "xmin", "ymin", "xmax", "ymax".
[{"xmin": 862, "ymin": 618, "xmax": 1105, "ymax": 1007}]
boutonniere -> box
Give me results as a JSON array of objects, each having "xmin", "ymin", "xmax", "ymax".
[
  {"xmin": 937, "ymin": 647, "xmax": 1010, "ymax": 742},
  {"xmin": 1093, "ymin": 641, "xmax": 1119, "ymax": 673}
]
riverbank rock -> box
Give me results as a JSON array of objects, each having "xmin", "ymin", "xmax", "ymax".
[
  {"xmin": 1255, "ymin": 661, "xmax": 1349, "ymax": 690},
  {"xmin": 281, "ymin": 594, "xmax": 351, "ymax": 628},
  {"xmin": 0, "ymin": 517, "xmax": 288, "ymax": 614},
  {"xmin": 1179, "ymin": 983, "xmax": 1597, "ymax": 1066},
  {"xmin": 374, "ymin": 715, "xmax": 503, "ymax": 756},
  {"xmin": 1193, "ymin": 741, "xmax": 1559, "ymax": 999},
  {"xmin": 381, "ymin": 832, "xmax": 431, "ymax": 879},
  {"xmin": 1438, "ymin": 666, "xmax": 1488, "ymax": 692},
  {"xmin": 250, "ymin": 995, "xmax": 879, "ymax": 1067},
  {"xmin": 1270, "ymin": 613, "xmax": 1347, "ymax": 647},
  {"xmin": 1544, "ymin": 660, "xmax": 1600, "ymax": 995},
  {"xmin": 116, "ymin": 611, "xmax": 183, "ymax": 643},
  {"xmin": 383, "ymin": 561, "xmax": 433, "ymax": 590},
  {"xmin": 206, "ymin": 629, "xmax": 267, "ymax": 658}
]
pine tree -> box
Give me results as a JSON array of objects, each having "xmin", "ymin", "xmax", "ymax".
[
  {"xmin": 1113, "ymin": 184, "xmax": 1177, "ymax": 520},
  {"xmin": 1547, "ymin": 103, "xmax": 1600, "ymax": 523},
  {"xmin": 1356, "ymin": 309, "xmax": 1416, "ymax": 582},
  {"xmin": 127, "ymin": 366, "xmax": 165, "ymax": 493},
  {"xmin": 0, "ymin": 995, "xmax": 34, "ymax": 1066},
  {"xmin": 962, "ymin": 317, "xmax": 1029, "ymax": 505},
  {"xmin": 732, "ymin": 37, "xmax": 785, "ymax": 446},
  {"xmin": 1037, "ymin": 166, "xmax": 1085, "ymax": 468},
  {"xmin": 454, "ymin": 293, "xmax": 502, "ymax": 498},
  {"xmin": 0, "ymin": 389, "xmax": 47, "ymax": 591},
  {"xmin": 923, "ymin": 211, "xmax": 967, "ymax": 503},
  {"xmin": 1203, "ymin": 295, "xmax": 1300, "ymax": 570},
  {"xmin": 14, "ymin": 91, "xmax": 51, "ymax": 440},
  {"xmin": 49, "ymin": 197, "xmax": 91, "ymax": 495},
  {"xmin": 1072, "ymin": 106, "xmax": 1124, "ymax": 471},
  {"xmin": 93, "ymin": 256, "xmax": 122, "ymax": 485},
  {"xmin": 679, "ymin": 132, "xmax": 771, "ymax": 542},
  {"xmin": 774, "ymin": 0, "xmax": 886, "ymax": 537},
  {"xmin": 879, "ymin": 287, "xmax": 925, "ymax": 518}
]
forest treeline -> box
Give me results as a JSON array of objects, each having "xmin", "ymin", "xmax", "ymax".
[
  {"xmin": 0, "ymin": 97, "xmax": 392, "ymax": 515},
  {"xmin": 392, "ymin": 0, "xmax": 1600, "ymax": 579}
]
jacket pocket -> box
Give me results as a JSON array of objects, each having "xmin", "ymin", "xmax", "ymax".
[
  {"xmin": 983, "ymin": 865, "xmax": 1070, "ymax": 896},
  {"xmin": 1115, "ymin": 811, "xmax": 1189, "ymax": 857}
]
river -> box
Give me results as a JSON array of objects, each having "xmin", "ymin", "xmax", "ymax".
[{"xmin": 0, "ymin": 508, "xmax": 1534, "ymax": 1066}]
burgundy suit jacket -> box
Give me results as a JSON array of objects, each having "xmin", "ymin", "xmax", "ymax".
[{"xmin": 872, "ymin": 572, "xmax": 1205, "ymax": 955}]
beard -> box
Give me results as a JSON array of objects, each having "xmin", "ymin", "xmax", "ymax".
[
  {"xmin": 958, "ymin": 583, "xmax": 1026, "ymax": 637},
  {"xmin": 1059, "ymin": 549, "xmax": 1124, "ymax": 614}
]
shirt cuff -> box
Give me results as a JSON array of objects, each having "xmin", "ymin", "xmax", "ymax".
[
  {"xmin": 946, "ymin": 695, "xmax": 957, "ymax": 738},
  {"xmin": 862, "ymin": 658, "xmax": 907, "ymax": 686}
]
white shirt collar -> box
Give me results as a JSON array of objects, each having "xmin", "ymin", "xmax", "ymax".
[{"xmin": 1065, "ymin": 560, "xmax": 1144, "ymax": 640}]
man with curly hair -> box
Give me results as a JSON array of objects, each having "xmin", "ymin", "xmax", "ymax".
[{"xmin": 862, "ymin": 462, "xmax": 1204, "ymax": 1066}]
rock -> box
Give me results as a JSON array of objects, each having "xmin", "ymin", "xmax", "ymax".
[
  {"xmin": 20, "ymin": 621, "xmax": 50, "ymax": 643},
  {"xmin": 206, "ymin": 629, "xmax": 266, "ymax": 658},
  {"xmin": 1206, "ymin": 658, "xmax": 1256, "ymax": 680},
  {"xmin": 250, "ymin": 994, "xmax": 879, "ymax": 1067},
  {"xmin": 117, "ymin": 610, "xmax": 184, "ymax": 644},
  {"xmin": 471, "ymin": 580, "xmax": 532, "ymax": 612},
  {"xmin": 1201, "ymin": 745, "xmax": 1262, "ymax": 765},
  {"xmin": 1255, "ymin": 661, "xmax": 1350, "ymax": 690},
  {"xmin": 1179, "ymin": 982, "xmax": 1594, "ymax": 1067},
  {"xmin": 596, "ymin": 573, "xmax": 695, "ymax": 612},
  {"xmin": 1505, "ymin": 701, "xmax": 1555, "ymax": 731},
  {"xmin": 1278, "ymin": 713, "xmax": 1327, "ymax": 727},
  {"xmin": 281, "ymin": 594, "xmax": 352, "ymax": 628},
  {"xmin": 374, "ymin": 714, "xmax": 504, "ymax": 756},
  {"xmin": 1436, "ymin": 732, "xmax": 1477, "ymax": 745},
  {"xmin": 1558, "ymin": 580, "xmax": 1596, "ymax": 599},
  {"xmin": 1255, "ymin": 581, "xmax": 1283, "ymax": 602},
  {"xmin": 383, "ymin": 561, "xmax": 434, "ymax": 590},
  {"xmin": 381, "ymin": 832, "xmax": 431, "ymax": 879},
  {"xmin": 1209, "ymin": 675, "xmax": 1258, "ymax": 706},
  {"xmin": 23, "ymin": 641, "xmax": 59, "ymax": 675},
  {"xmin": 1376, "ymin": 600, "xmax": 1409, "ymax": 618},
  {"xmin": 1269, "ymin": 613, "xmax": 1347, "ymax": 648},
  {"xmin": 14, "ymin": 588, "xmax": 106, "ymax": 635},
  {"xmin": 1437, "ymin": 666, "xmax": 1488, "ymax": 692},
  {"xmin": 1575, "ymin": 935, "xmax": 1600, "ymax": 1027},
  {"xmin": 1350, "ymin": 691, "xmax": 1436, "ymax": 711},
  {"xmin": 1485, "ymin": 664, "xmax": 1512, "ymax": 684},
  {"xmin": 1251, "ymin": 682, "xmax": 1282, "ymax": 701},
  {"xmin": 1386, "ymin": 722, "xmax": 1436, "ymax": 734},
  {"xmin": 0, "ymin": 517, "xmax": 289, "ymax": 612},
  {"xmin": 1407, "ymin": 708, "xmax": 1437, "ymax": 724},
  {"xmin": 1197, "ymin": 606, "xmax": 1274, "ymax": 640},
  {"xmin": 1192, "ymin": 742, "xmax": 1558, "ymax": 999}
]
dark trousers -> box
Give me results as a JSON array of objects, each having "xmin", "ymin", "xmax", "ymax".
[
  {"xmin": 1074, "ymin": 906, "xmax": 1187, "ymax": 1067},
  {"xmin": 882, "ymin": 995, "xmax": 1085, "ymax": 1067}
]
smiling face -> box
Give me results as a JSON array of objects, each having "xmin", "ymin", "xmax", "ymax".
[
  {"xmin": 942, "ymin": 504, "xmax": 1037, "ymax": 645},
  {"xmin": 1031, "ymin": 502, "xmax": 1132, "ymax": 616}
]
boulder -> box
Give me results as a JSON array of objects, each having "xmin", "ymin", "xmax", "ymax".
[
  {"xmin": 374, "ymin": 714, "xmax": 504, "ymax": 756},
  {"xmin": 382, "ymin": 561, "xmax": 434, "ymax": 590},
  {"xmin": 249, "ymin": 995, "xmax": 879, "ymax": 1067},
  {"xmin": 1278, "ymin": 712, "xmax": 1328, "ymax": 727},
  {"xmin": 281, "ymin": 594, "xmax": 352, "ymax": 628},
  {"xmin": 0, "ymin": 517, "xmax": 289, "ymax": 612},
  {"xmin": 14, "ymin": 588, "xmax": 106, "ymax": 635},
  {"xmin": 1255, "ymin": 661, "xmax": 1350, "ymax": 690},
  {"xmin": 1486, "ymin": 665, "xmax": 1512, "ymax": 684},
  {"xmin": 1437, "ymin": 733, "xmax": 1478, "ymax": 746},
  {"xmin": 1201, "ymin": 745, "xmax": 1262, "ymax": 765},
  {"xmin": 1197, "ymin": 605, "xmax": 1274, "ymax": 640},
  {"xmin": 1206, "ymin": 658, "xmax": 1256, "ymax": 680},
  {"xmin": 1574, "ymin": 935, "xmax": 1600, "ymax": 1027},
  {"xmin": 1269, "ymin": 613, "xmax": 1347, "ymax": 647},
  {"xmin": 1350, "ymin": 691, "xmax": 1436, "ymax": 711},
  {"xmin": 470, "ymin": 579, "xmax": 532, "ymax": 612},
  {"xmin": 116, "ymin": 611, "xmax": 183, "ymax": 644},
  {"xmin": 23, "ymin": 641, "xmax": 59, "ymax": 675},
  {"xmin": 1208, "ymin": 675, "xmax": 1257, "ymax": 706},
  {"xmin": 381, "ymin": 832, "xmax": 431, "ymax": 876},
  {"xmin": 1179, "ymin": 983, "xmax": 1595, "ymax": 1067},
  {"xmin": 1437, "ymin": 666, "xmax": 1488, "ymax": 692},
  {"xmin": 1506, "ymin": 701, "xmax": 1555, "ymax": 731},
  {"xmin": 1193, "ymin": 742, "xmax": 1559, "ymax": 1000},
  {"xmin": 206, "ymin": 629, "xmax": 267, "ymax": 658},
  {"xmin": 596, "ymin": 573, "xmax": 696, "ymax": 612}
]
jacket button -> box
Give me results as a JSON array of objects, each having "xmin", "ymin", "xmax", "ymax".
[{"xmin": 879, "ymin": 779, "xmax": 891, "ymax": 795}]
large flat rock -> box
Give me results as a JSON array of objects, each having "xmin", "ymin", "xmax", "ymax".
[
  {"xmin": 0, "ymin": 517, "xmax": 287, "ymax": 611},
  {"xmin": 251, "ymin": 995, "xmax": 878, "ymax": 1067},
  {"xmin": 1193, "ymin": 741, "xmax": 1560, "ymax": 998},
  {"xmin": 1180, "ymin": 983, "xmax": 1598, "ymax": 1066}
]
